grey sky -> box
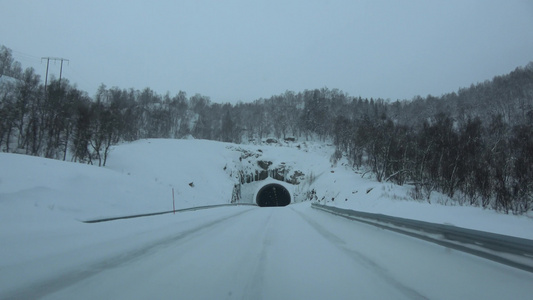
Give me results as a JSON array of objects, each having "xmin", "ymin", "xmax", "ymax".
[{"xmin": 2, "ymin": 0, "xmax": 533, "ymax": 103}]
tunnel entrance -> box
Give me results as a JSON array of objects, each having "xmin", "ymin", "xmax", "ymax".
[{"xmin": 256, "ymin": 183, "xmax": 291, "ymax": 207}]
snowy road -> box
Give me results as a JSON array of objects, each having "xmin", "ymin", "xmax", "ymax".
[{"xmin": 3, "ymin": 204, "xmax": 533, "ymax": 300}]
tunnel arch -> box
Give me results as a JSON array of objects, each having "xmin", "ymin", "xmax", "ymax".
[{"xmin": 255, "ymin": 183, "xmax": 291, "ymax": 207}]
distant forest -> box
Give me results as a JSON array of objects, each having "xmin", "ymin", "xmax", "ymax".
[{"xmin": 1, "ymin": 45, "xmax": 532, "ymax": 214}]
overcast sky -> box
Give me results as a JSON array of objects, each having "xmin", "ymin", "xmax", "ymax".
[{"xmin": 2, "ymin": 0, "xmax": 533, "ymax": 103}]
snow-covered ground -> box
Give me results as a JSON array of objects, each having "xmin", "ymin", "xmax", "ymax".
[
  {"xmin": 1, "ymin": 138, "xmax": 532, "ymax": 298},
  {"xmin": 2, "ymin": 138, "xmax": 531, "ymax": 237}
]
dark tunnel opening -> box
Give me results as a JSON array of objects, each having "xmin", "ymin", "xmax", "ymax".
[{"xmin": 256, "ymin": 183, "xmax": 291, "ymax": 207}]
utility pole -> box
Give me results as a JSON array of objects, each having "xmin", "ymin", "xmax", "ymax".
[{"xmin": 41, "ymin": 57, "xmax": 69, "ymax": 92}]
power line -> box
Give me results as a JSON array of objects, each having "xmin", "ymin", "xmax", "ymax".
[{"xmin": 11, "ymin": 49, "xmax": 41, "ymax": 61}]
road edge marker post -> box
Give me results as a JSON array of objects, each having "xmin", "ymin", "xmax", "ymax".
[{"xmin": 172, "ymin": 188, "xmax": 175, "ymax": 214}]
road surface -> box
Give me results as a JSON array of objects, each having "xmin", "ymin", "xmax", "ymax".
[{"xmin": 2, "ymin": 203, "xmax": 533, "ymax": 299}]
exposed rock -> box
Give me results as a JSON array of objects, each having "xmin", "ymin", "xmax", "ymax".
[
  {"xmin": 257, "ymin": 160, "xmax": 272, "ymax": 170},
  {"xmin": 227, "ymin": 145, "xmax": 305, "ymax": 186},
  {"xmin": 289, "ymin": 170, "xmax": 305, "ymax": 184}
]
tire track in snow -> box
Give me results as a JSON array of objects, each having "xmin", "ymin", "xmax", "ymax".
[
  {"xmin": 2, "ymin": 208, "xmax": 254, "ymax": 300},
  {"xmin": 292, "ymin": 207, "xmax": 429, "ymax": 300},
  {"xmin": 240, "ymin": 210, "xmax": 274, "ymax": 300}
]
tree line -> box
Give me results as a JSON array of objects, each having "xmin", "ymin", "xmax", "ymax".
[
  {"xmin": 1, "ymin": 45, "xmax": 532, "ymax": 213},
  {"xmin": 331, "ymin": 64, "xmax": 533, "ymax": 214}
]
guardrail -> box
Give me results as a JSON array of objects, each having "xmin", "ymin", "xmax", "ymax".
[
  {"xmin": 311, "ymin": 203, "xmax": 533, "ymax": 273},
  {"xmin": 82, "ymin": 203, "xmax": 257, "ymax": 223}
]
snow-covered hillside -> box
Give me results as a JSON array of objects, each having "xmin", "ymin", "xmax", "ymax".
[{"xmin": 1, "ymin": 138, "xmax": 532, "ymax": 238}]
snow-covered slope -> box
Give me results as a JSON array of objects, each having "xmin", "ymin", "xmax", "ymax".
[
  {"xmin": 305, "ymin": 160, "xmax": 533, "ymax": 240},
  {"xmin": 1, "ymin": 138, "xmax": 533, "ymax": 238}
]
